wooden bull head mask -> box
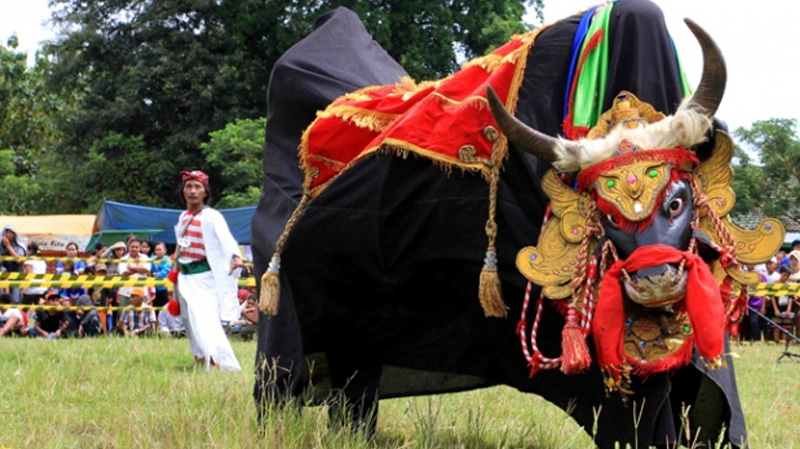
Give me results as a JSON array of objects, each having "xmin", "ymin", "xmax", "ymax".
[{"xmin": 488, "ymin": 19, "xmax": 784, "ymax": 394}]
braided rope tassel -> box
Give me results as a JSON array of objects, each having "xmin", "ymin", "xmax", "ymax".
[
  {"xmin": 259, "ymin": 191, "xmax": 312, "ymax": 315},
  {"xmin": 479, "ymin": 147, "xmax": 507, "ymax": 317}
]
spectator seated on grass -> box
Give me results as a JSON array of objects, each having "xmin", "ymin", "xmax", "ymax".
[
  {"xmin": 119, "ymin": 288, "xmax": 156, "ymax": 337},
  {"xmin": 227, "ymin": 294, "xmax": 258, "ymax": 340},
  {"xmin": 91, "ymin": 263, "xmax": 115, "ymax": 315},
  {"xmin": 0, "ymin": 293, "xmax": 30, "ymax": 337},
  {"xmin": 30, "ymin": 290, "xmax": 68, "ymax": 339},
  {"xmin": 158, "ymin": 306, "xmax": 185, "ymax": 338},
  {"xmin": 62, "ymin": 294, "xmax": 102, "ymax": 338}
]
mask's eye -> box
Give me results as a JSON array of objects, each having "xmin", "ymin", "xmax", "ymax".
[
  {"xmin": 605, "ymin": 213, "xmax": 619, "ymax": 228},
  {"xmin": 667, "ymin": 197, "xmax": 684, "ymax": 218}
]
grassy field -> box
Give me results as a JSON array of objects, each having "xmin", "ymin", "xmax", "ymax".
[{"xmin": 0, "ymin": 337, "xmax": 797, "ymax": 449}]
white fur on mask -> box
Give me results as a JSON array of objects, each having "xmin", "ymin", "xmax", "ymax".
[{"xmin": 552, "ymin": 100, "xmax": 712, "ymax": 172}]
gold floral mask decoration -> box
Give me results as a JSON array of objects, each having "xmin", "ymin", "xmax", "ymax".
[
  {"xmin": 517, "ymin": 93, "xmax": 784, "ymax": 298},
  {"xmin": 516, "ymin": 92, "xmax": 784, "ymax": 384}
]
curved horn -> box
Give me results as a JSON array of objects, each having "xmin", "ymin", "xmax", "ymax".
[
  {"xmin": 683, "ymin": 18, "xmax": 726, "ymax": 117},
  {"xmin": 486, "ymin": 86, "xmax": 562, "ymax": 162}
]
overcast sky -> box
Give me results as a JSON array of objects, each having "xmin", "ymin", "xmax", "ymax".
[
  {"xmin": 2, "ymin": 0, "xmax": 798, "ymax": 135},
  {"xmin": 534, "ymin": 1, "xmax": 800, "ymax": 137}
]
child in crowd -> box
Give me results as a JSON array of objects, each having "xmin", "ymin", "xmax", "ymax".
[
  {"xmin": 227, "ymin": 292, "xmax": 259, "ymax": 340},
  {"xmin": 140, "ymin": 240, "xmax": 153, "ymax": 260},
  {"xmin": 31, "ymin": 291, "xmax": 68, "ymax": 339},
  {"xmin": 150, "ymin": 242, "xmax": 172, "ymax": 309}
]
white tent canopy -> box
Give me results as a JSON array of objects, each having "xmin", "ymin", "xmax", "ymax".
[{"xmin": 0, "ymin": 215, "xmax": 96, "ymax": 251}]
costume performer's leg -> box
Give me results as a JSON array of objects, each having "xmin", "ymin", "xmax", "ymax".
[{"xmin": 178, "ymin": 271, "xmax": 241, "ymax": 372}]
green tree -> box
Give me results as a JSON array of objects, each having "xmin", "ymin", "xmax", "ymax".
[
  {"xmin": 42, "ymin": 0, "xmax": 539, "ymax": 211},
  {"xmin": 729, "ymin": 147, "xmax": 765, "ymax": 218},
  {"xmin": 201, "ymin": 117, "xmax": 265, "ymax": 208},
  {"xmin": 0, "ymin": 149, "xmax": 42, "ymax": 214},
  {"xmin": 0, "ymin": 36, "xmax": 66, "ymax": 214},
  {"xmin": 223, "ymin": 0, "xmax": 541, "ymax": 81},
  {"xmin": 732, "ymin": 118, "xmax": 800, "ymax": 222}
]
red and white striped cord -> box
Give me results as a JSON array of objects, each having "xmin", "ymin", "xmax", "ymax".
[
  {"xmin": 518, "ymin": 203, "xmax": 560, "ymax": 374},
  {"xmin": 518, "ymin": 281, "xmax": 560, "ymax": 373}
]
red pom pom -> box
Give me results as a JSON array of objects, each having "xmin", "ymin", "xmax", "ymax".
[
  {"xmin": 167, "ymin": 266, "xmax": 179, "ymax": 284},
  {"xmin": 167, "ymin": 298, "xmax": 181, "ymax": 317}
]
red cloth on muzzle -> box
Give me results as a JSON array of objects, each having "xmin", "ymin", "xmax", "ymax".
[{"xmin": 592, "ymin": 244, "xmax": 724, "ymax": 375}]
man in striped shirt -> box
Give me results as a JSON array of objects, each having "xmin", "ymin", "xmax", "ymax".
[
  {"xmin": 173, "ymin": 170, "xmax": 247, "ymax": 371},
  {"xmin": 119, "ymin": 288, "xmax": 156, "ymax": 337}
]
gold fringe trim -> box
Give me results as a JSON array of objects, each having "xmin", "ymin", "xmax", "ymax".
[
  {"xmin": 297, "ymin": 26, "xmax": 544, "ymax": 200},
  {"xmin": 307, "ymin": 154, "xmax": 347, "ymax": 170},
  {"xmin": 432, "ymin": 93, "xmax": 489, "ymax": 112},
  {"xmin": 462, "ymin": 53, "xmax": 506, "ymax": 73},
  {"xmin": 319, "ymin": 105, "xmax": 400, "ymax": 132},
  {"xmin": 461, "ymin": 28, "xmax": 542, "ymax": 73},
  {"xmin": 338, "ymin": 84, "xmax": 387, "ymax": 102},
  {"xmin": 371, "ymin": 138, "xmax": 491, "ymax": 174}
]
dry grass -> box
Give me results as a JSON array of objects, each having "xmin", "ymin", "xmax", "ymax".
[{"xmin": 0, "ymin": 337, "xmax": 797, "ymax": 448}]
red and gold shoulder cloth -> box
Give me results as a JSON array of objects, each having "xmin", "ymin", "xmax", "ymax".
[
  {"xmin": 300, "ymin": 29, "xmax": 543, "ymax": 195},
  {"xmin": 260, "ymin": 28, "xmax": 546, "ymax": 317}
]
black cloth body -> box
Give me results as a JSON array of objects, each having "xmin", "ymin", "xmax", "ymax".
[{"xmin": 253, "ymin": 2, "xmax": 746, "ymax": 447}]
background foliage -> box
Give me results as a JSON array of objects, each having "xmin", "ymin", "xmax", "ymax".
[
  {"xmin": 2, "ymin": 0, "xmax": 798, "ymax": 225},
  {"xmin": 0, "ymin": 0, "xmax": 539, "ymax": 214},
  {"xmin": 732, "ymin": 119, "xmax": 800, "ymax": 224}
]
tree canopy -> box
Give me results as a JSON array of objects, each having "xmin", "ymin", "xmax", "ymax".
[
  {"xmin": 732, "ymin": 119, "xmax": 800, "ymax": 224},
  {"xmin": 29, "ymin": 0, "xmax": 540, "ymax": 213},
  {"xmin": 0, "ymin": 37, "xmax": 67, "ymax": 214}
]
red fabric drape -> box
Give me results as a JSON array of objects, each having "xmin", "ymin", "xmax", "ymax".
[{"xmin": 593, "ymin": 244, "xmax": 724, "ymax": 375}]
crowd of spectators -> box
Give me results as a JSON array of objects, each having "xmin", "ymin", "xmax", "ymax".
[
  {"xmin": 5, "ymin": 230, "xmax": 797, "ymax": 345},
  {"xmin": 745, "ymin": 240, "xmax": 800, "ymax": 344},
  {"xmin": 0, "ymin": 235, "xmax": 258, "ymax": 341}
]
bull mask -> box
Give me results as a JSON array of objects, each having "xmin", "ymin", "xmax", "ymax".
[{"xmin": 488, "ymin": 19, "xmax": 784, "ymax": 393}]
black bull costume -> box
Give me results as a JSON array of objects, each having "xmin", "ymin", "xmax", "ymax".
[{"xmin": 252, "ymin": 1, "xmax": 783, "ymax": 447}]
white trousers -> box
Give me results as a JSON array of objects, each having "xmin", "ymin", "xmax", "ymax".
[{"xmin": 177, "ymin": 270, "xmax": 241, "ymax": 372}]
